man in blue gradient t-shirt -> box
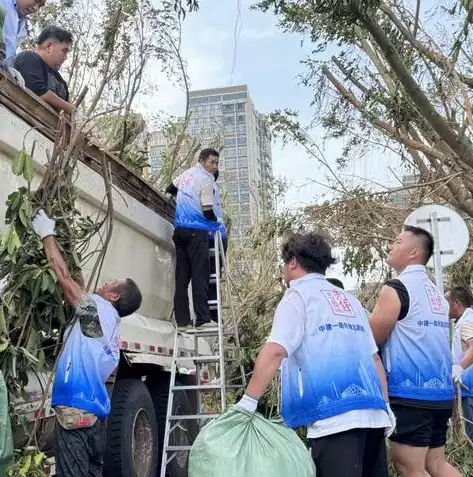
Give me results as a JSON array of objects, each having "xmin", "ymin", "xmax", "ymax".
[
  {"xmin": 236, "ymin": 232, "xmax": 395, "ymax": 477},
  {"xmin": 370, "ymin": 225, "xmax": 459, "ymax": 477}
]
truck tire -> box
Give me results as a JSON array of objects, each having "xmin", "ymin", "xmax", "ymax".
[
  {"xmin": 150, "ymin": 379, "xmax": 196, "ymax": 477},
  {"xmin": 104, "ymin": 379, "xmax": 158, "ymax": 477}
]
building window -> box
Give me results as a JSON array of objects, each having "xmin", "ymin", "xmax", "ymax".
[
  {"xmin": 224, "ymin": 147, "xmax": 237, "ymax": 158},
  {"xmin": 224, "ymin": 138, "xmax": 236, "ymax": 146},
  {"xmin": 238, "ymin": 146, "xmax": 247, "ymax": 156},
  {"xmin": 236, "ymin": 124, "xmax": 246, "ymax": 133},
  {"xmin": 223, "ymin": 116, "xmax": 234, "ymax": 125},
  {"xmin": 237, "ymin": 136, "xmax": 247, "ymax": 146},
  {"xmin": 223, "ymin": 104, "xmax": 234, "ymax": 112},
  {"xmin": 235, "ymin": 102, "xmax": 245, "ymax": 111},
  {"xmin": 237, "ymin": 115, "xmax": 245, "ymax": 124},
  {"xmin": 222, "ymin": 92, "xmax": 248, "ymax": 101},
  {"xmin": 225, "ymin": 158, "xmax": 237, "ymax": 169}
]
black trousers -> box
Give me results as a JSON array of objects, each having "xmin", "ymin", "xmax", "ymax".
[
  {"xmin": 173, "ymin": 227, "xmax": 210, "ymax": 325},
  {"xmin": 310, "ymin": 428, "xmax": 388, "ymax": 477},
  {"xmin": 208, "ymin": 236, "xmax": 228, "ymax": 322},
  {"xmin": 55, "ymin": 419, "xmax": 106, "ymax": 477}
]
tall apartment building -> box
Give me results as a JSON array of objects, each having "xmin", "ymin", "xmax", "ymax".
[
  {"xmin": 188, "ymin": 85, "xmax": 273, "ymax": 246},
  {"xmin": 389, "ymin": 174, "xmax": 419, "ymax": 207}
]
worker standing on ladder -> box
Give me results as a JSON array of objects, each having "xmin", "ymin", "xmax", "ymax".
[
  {"xmin": 369, "ymin": 226, "xmax": 458, "ymax": 477},
  {"xmin": 237, "ymin": 232, "xmax": 395, "ymax": 477},
  {"xmin": 165, "ymin": 148, "xmax": 222, "ymax": 332}
]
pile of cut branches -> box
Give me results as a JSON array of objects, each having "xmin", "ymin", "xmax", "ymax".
[{"xmin": 0, "ymin": 116, "xmax": 112, "ymax": 399}]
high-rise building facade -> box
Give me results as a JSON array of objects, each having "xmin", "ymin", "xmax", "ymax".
[{"xmin": 188, "ymin": 85, "xmax": 273, "ymax": 246}]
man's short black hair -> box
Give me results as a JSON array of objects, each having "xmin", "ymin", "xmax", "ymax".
[
  {"xmin": 449, "ymin": 286, "xmax": 473, "ymax": 308},
  {"xmin": 281, "ymin": 233, "xmax": 337, "ymax": 275},
  {"xmin": 114, "ymin": 278, "xmax": 142, "ymax": 317},
  {"xmin": 199, "ymin": 148, "xmax": 219, "ymax": 162},
  {"xmin": 327, "ymin": 278, "xmax": 344, "ymax": 289},
  {"xmin": 38, "ymin": 26, "xmax": 73, "ymax": 46},
  {"xmin": 403, "ymin": 225, "xmax": 434, "ymax": 264}
]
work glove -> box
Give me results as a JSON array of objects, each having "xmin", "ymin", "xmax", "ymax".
[
  {"xmin": 32, "ymin": 210, "xmax": 56, "ymax": 240},
  {"xmin": 7, "ymin": 67, "xmax": 25, "ymax": 90},
  {"xmin": 216, "ymin": 217, "xmax": 224, "ymax": 225},
  {"xmin": 453, "ymin": 364, "xmax": 464, "ymax": 383},
  {"xmin": 235, "ymin": 394, "xmax": 258, "ymax": 413},
  {"xmin": 385, "ymin": 402, "xmax": 396, "ymax": 438}
]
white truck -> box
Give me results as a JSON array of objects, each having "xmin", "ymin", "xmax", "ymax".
[{"xmin": 0, "ymin": 73, "xmax": 208, "ymax": 477}]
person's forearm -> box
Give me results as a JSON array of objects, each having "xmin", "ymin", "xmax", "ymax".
[
  {"xmin": 374, "ymin": 354, "xmax": 389, "ymax": 401},
  {"xmin": 41, "ymin": 91, "xmax": 75, "ymax": 115},
  {"xmin": 460, "ymin": 346, "xmax": 473, "ymax": 370},
  {"xmin": 246, "ymin": 343, "xmax": 286, "ymax": 400},
  {"xmin": 42, "ymin": 236, "xmax": 73, "ymax": 285}
]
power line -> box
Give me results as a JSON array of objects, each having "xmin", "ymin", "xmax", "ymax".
[{"xmin": 229, "ymin": 0, "xmax": 242, "ymax": 85}]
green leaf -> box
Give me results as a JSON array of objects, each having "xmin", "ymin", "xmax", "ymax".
[
  {"xmin": 7, "ymin": 228, "xmax": 20, "ymax": 255},
  {"xmin": 41, "ymin": 273, "xmax": 51, "ymax": 292},
  {"xmin": 11, "ymin": 150, "xmax": 26, "ymax": 176},
  {"xmin": 33, "ymin": 452, "xmax": 45, "ymax": 467},
  {"xmin": 48, "ymin": 269, "xmax": 57, "ymax": 283},
  {"xmin": 26, "ymin": 329, "xmax": 38, "ymax": 351},
  {"xmin": 0, "ymin": 340, "xmax": 9, "ymax": 352},
  {"xmin": 19, "ymin": 454, "xmax": 31, "ymax": 476},
  {"xmin": 37, "ymin": 349, "xmax": 45, "ymax": 371},
  {"xmin": 0, "ymin": 306, "xmax": 6, "ymax": 335},
  {"xmin": 1, "ymin": 227, "xmax": 12, "ymax": 250},
  {"xmin": 22, "ymin": 151, "xmax": 36, "ymax": 182}
]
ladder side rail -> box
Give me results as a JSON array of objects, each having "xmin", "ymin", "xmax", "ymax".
[
  {"xmin": 217, "ymin": 231, "xmax": 247, "ymax": 388},
  {"xmin": 159, "ymin": 330, "xmax": 180, "ymax": 477},
  {"xmin": 214, "ymin": 230, "xmax": 227, "ymax": 411}
]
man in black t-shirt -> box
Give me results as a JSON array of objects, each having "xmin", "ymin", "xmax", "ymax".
[{"xmin": 13, "ymin": 25, "xmax": 75, "ymax": 115}]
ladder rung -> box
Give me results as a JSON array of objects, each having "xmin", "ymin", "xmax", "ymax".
[
  {"xmin": 172, "ymin": 384, "xmax": 221, "ymax": 391},
  {"xmin": 179, "ymin": 326, "xmax": 219, "ymax": 335},
  {"xmin": 175, "ymin": 355, "xmax": 220, "ymax": 363},
  {"xmin": 208, "ymin": 300, "xmax": 229, "ymax": 310},
  {"xmin": 169, "ymin": 414, "xmax": 219, "ymax": 420},
  {"xmin": 189, "ymin": 329, "xmax": 235, "ymax": 337},
  {"xmin": 166, "ymin": 445, "xmax": 192, "ymax": 452}
]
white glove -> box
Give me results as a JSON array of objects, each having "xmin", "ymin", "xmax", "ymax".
[
  {"xmin": 453, "ymin": 364, "xmax": 464, "ymax": 383},
  {"xmin": 7, "ymin": 67, "xmax": 25, "ymax": 89},
  {"xmin": 216, "ymin": 217, "xmax": 224, "ymax": 225},
  {"xmin": 385, "ymin": 403, "xmax": 396, "ymax": 438},
  {"xmin": 32, "ymin": 210, "xmax": 56, "ymax": 239},
  {"xmin": 236, "ymin": 394, "xmax": 258, "ymax": 413}
]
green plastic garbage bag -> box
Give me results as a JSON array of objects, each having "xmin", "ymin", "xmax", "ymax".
[
  {"xmin": 0, "ymin": 371, "xmax": 13, "ymax": 477},
  {"xmin": 189, "ymin": 406, "xmax": 315, "ymax": 477}
]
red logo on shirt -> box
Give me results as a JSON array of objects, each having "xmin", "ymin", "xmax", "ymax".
[
  {"xmin": 321, "ymin": 290, "xmax": 356, "ymax": 317},
  {"xmin": 425, "ymin": 285, "xmax": 446, "ymax": 315}
]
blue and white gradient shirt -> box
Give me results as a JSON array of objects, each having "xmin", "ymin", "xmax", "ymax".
[
  {"xmin": 174, "ymin": 163, "xmax": 219, "ymax": 232},
  {"xmin": 268, "ymin": 274, "xmax": 388, "ymax": 434},
  {"xmin": 382, "ymin": 265, "xmax": 453, "ymax": 401},
  {"xmin": 52, "ymin": 295, "xmax": 120, "ymax": 419},
  {"xmin": 0, "ymin": 0, "xmax": 25, "ymax": 66}
]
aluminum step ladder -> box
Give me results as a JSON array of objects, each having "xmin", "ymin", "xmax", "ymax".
[{"xmin": 160, "ymin": 230, "xmax": 246, "ymax": 477}]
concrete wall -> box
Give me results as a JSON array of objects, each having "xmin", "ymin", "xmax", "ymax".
[{"xmin": 0, "ymin": 105, "xmax": 175, "ymax": 323}]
